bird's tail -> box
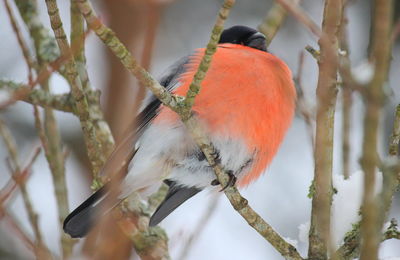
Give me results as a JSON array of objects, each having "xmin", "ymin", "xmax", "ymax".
[{"xmin": 63, "ymin": 185, "xmax": 117, "ymax": 238}]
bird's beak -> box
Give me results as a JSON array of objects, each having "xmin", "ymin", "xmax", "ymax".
[{"xmin": 245, "ymin": 32, "xmax": 267, "ymax": 52}]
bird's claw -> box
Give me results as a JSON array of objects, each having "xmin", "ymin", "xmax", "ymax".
[{"xmin": 210, "ymin": 171, "xmax": 237, "ymax": 191}]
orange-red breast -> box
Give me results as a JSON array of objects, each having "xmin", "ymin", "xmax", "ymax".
[{"xmin": 63, "ymin": 25, "xmax": 296, "ymax": 238}]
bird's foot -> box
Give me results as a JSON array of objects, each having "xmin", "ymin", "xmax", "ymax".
[{"xmin": 211, "ymin": 170, "xmax": 237, "ymax": 191}]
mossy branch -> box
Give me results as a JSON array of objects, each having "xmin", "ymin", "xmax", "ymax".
[
  {"xmin": 44, "ymin": 0, "xmax": 110, "ymax": 176},
  {"xmin": 180, "ymin": 0, "xmax": 234, "ymax": 119},
  {"xmin": 13, "ymin": 1, "xmax": 74, "ymax": 257}
]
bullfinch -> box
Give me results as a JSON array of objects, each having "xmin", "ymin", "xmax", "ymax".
[{"xmin": 63, "ymin": 25, "xmax": 296, "ymax": 238}]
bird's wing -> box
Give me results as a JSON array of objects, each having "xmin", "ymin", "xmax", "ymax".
[
  {"xmin": 63, "ymin": 56, "xmax": 193, "ymax": 237},
  {"xmin": 98, "ymin": 55, "xmax": 192, "ymax": 181}
]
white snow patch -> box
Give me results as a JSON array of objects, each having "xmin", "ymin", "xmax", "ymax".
[
  {"xmin": 298, "ymin": 221, "xmax": 310, "ymax": 244},
  {"xmin": 331, "ymin": 171, "xmax": 383, "ymax": 247},
  {"xmin": 283, "ymin": 237, "xmax": 299, "ymax": 249},
  {"xmin": 352, "ymin": 60, "xmax": 375, "ymax": 84}
]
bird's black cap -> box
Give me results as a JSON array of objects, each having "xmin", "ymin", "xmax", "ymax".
[{"xmin": 219, "ymin": 25, "xmax": 267, "ymax": 52}]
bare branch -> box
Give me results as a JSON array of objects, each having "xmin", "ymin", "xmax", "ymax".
[
  {"xmin": 359, "ymin": 0, "xmax": 394, "ymax": 259},
  {"xmin": 275, "ymin": 0, "xmax": 322, "ymax": 37},
  {"xmin": 4, "ymin": 0, "xmax": 35, "ymax": 82},
  {"xmin": 0, "ymin": 119, "xmax": 51, "ymax": 258},
  {"xmin": 308, "ymin": 0, "xmax": 342, "ymax": 259},
  {"xmin": 258, "ymin": 0, "xmax": 301, "ymax": 46}
]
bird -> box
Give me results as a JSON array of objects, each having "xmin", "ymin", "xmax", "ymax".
[{"xmin": 63, "ymin": 25, "xmax": 296, "ymax": 238}]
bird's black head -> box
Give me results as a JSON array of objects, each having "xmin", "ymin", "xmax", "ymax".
[{"xmin": 219, "ymin": 25, "xmax": 267, "ymax": 52}]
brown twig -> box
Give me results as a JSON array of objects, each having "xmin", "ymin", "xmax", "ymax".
[
  {"xmin": 295, "ymin": 51, "xmax": 315, "ymax": 150},
  {"xmin": 3, "ymin": 0, "xmax": 35, "ymax": 83},
  {"xmin": 258, "ymin": 0, "xmax": 301, "ymax": 46},
  {"xmin": 0, "ymin": 119, "xmax": 49, "ymax": 258},
  {"xmin": 275, "ymin": 0, "xmax": 322, "ymax": 37},
  {"xmin": 308, "ymin": 1, "xmax": 342, "ymax": 259},
  {"xmin": 338, "ymin": 0, "xmax": 352, "ymax": 180},
  {"xmin": 359, "ymin": 0, "xmax": 393, "ymax": 259},
  {"xmin": 3, "ymin": 211, "xmax": 35, "ymax": 253}
]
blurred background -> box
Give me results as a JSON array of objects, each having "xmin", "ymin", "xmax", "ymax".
[{"xmin": 0, "ymin": 0, "xmax": 399, "ymax": 259}]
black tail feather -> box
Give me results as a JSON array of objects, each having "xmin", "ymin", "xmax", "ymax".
[
  {"xmin": 149, "ymin": 181, "xmax": 201, "ymax": 226},
  {"xmin": 63, "ymin": 185, "xmax": 108, "ymax": 238}
]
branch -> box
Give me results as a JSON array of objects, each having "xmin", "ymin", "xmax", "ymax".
[
  {"xmin": 383, "ymin": 219, "xmax": 400, "ymax": 241},
  {"xmin": 121, "ymin": 192, "xmax": 170, "ymax": 260},
  {"xmin": 33, "ymin": 104, "xmax": 73, "ymax": 258},
  {"xmin": 0, "ymin": 119, "xmax": 50, "ymax": 258},
  {"xmin": 338, "ymin": 1, "xmax": 352, "ymax": 179},
  {"xmin": 275, "ymin": 0, "xmax": 322, "ymax": 37},
  {"xmin": 308, "ymin": 0, "xmax": 342, "ymax": 259},
  {"xmin": 75, "ymin": 1, "xmax": 304, "ymax": 259},
  {"xmin": 4, "ymin": 0, "xmax": 35, "ymax": 82},
  {"xmin": 331, "ymin": 115, "xmax": 400, "ymax": 260},
  {"xmin": 181, "ymin": 0, "xmax": 234, "ymax": 119},
  {"xmin": 0, "ymin": 80, "xmax": 76, "ymax": 112},
  {"xmin": 258, "ymin": 0, "xmax": 301, "ymax": 46},
  {"xmin": 389, "ymin": 104, "xmax": 400, "ymax": 157},
  {"xmin": 70, "ymin": 0, "xmax": 90, "ymax": 93},
  {"xmin": 359, "ymin": 0, "xmax": 394, "ymax": 259},
  {"xmin": 44, "ymin": 0, "xmax": 109, "ymax": 176}
]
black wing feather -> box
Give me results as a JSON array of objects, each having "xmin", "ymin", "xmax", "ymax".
[
  {"xmin": 63, "ymin": 185, "xmax": 108, "ymax": 238},
  {"xmin": 149, "ymin": 180, "xmax": 201, "ymax": 226}
]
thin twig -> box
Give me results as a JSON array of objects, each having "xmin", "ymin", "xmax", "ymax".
[
  {"xmin": 3, "ymin": 0, "xmax": 35, "ymax": 83},
  {"xmin": 33, "ymin": 104, "xmax": 73, "ymax": 258},
  {"xmin": 0, "ymin": 119, "xmax": 49, "ymax": 258},
  {"xmin": 3, "ymin": 211, "xmax": 35, "ymax": 253},
  {"xmin": 275, "ymin": 0, "xmax": 322, "ymax": 37},
  {"xmin": 71, "ymin": 0, "xmax": 90, "ymax": 93},
  {"xmin": 338, "ymin": 0, "xmax": 352, "ymax": 179},
  {"xmin": 295, "ymin": 51, "xmax": 315, "ymax": 150},
  {"xmin": 258, "ymin": 0, "xmax": 301, "ymax": 46}
]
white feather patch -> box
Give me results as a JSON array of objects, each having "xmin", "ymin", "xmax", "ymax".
[{"xmin": 120, "ymin": 121, "xmax": 252, "ymax": 198}]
